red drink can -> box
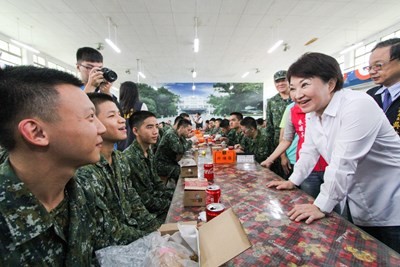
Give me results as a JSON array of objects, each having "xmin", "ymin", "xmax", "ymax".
[
  {"xmin": 204, "ymin": 163, "xmax": 214, "ymax": 182},
  {"xmin": 206, "ymin": 203, "xmax": 225, "ymax": 221},
  {"xmin": 206, "ymin": 184, "xmax": 221, "ymax": 204}
]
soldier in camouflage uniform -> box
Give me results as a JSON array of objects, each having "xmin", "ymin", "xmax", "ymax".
[
  {"xmin": 155, "ymin": 118, "xmax": 194, "ymax": 187},
  {"xmin": 77, "ymin": 93, "xmax": 160, "ymax": 244},
  {"xmin": 124, "ymin": 111, "xmax": 174, "ymax": 223},
  {"xmin": 206, "ymin": 118, "xmax": 216, "ymax": 134},
  {"xmin": 228, "ymin": 112, "xmax": 244, "ymax": 146},
  {"xmin": 236, "ymin": 117, "xmax": 272, "ymax": 163},
  {"xmin": 0, "ymin": 66, "xmax": 106, "ymax": 265},
  {"xmin": 210, "ymin": 118, "xmax": 222, "ymax": 135},
  {"xmin": 218, "ymin": 119, "xmax": 231, "ymax": 143},
  {"xmin": 265, "ymin": 70, "xmax": 292, "ymax": 176}
]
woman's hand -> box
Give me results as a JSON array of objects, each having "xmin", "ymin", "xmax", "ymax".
[
  {"xmin": 287, "ymin": 204, "xmax": 326, "ymax": 224},
  {"xmin": 266, "ymin": 180, "xmax": 296, "ymax": 190}
]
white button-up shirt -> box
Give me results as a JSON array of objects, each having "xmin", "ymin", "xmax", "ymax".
[{"xmin": 289, "ymin": 89, "xmax": 400, "ymax": 226}]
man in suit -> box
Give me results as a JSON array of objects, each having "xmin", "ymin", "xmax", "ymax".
[{"xmin": 366, "ymin": 38, "xmax": 400, "ymax": 135}]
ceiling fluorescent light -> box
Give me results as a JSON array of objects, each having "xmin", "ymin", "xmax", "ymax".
[
  {"xmin": 10, "ymin": 39, "xmax": 40, "ymax": 54},
  {"xmin": 194, "ymin": 17, "xmax": 199, "ymax": 53},
  {"xmin": 268, "ymin": 40, "xmax": 283, "ymax": 54},
  {"xmin": 229, "ymin": 84, "xmax": 234, "ymax": 90},
  {"xmin": 192, "ymin": 70, "xmax": 197, "ymax": 78},
  {"xmin": 105, "ymin": 17, "xmax": 121, "ymax": 53},
  {"xmin": 138, "ymin": 71, "xmax": 146, "ymax": 79},
  {"xmin": 194, "ymin": 38, "xmax": 199, "ymax": 53},
  {"xmin": 192, "ymin": 83, "xmax": 196, "ymax": 90},
  {"xmin": 241, "ymin": 72, "xmax": 250, "ymax": 78},
  {"xmin": 105, "ymin": 38, "xmax": 121, "ymax": 53},
  {"xmin": 340, "ymin": 42, "xmax": 364, "ymax": 55}
]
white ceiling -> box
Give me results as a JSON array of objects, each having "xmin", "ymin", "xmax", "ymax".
[{"xmin": 1, "ymin": 0, "xmax": 400, "ymax": 87}]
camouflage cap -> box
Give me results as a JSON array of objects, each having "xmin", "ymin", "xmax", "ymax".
[{"xmin": 273, "ymin": 70, "xmax": 287, "ymax": 81}]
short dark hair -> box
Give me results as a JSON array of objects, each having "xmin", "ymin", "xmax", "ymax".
[
  {"xmin": 177, "ymin": 118, "xmax": 192, "ymax": 129},
  {"xmin": 287, "ymin": 52, "xmax": 343, "ymax": 92},
  {"xmin": 0, "ymin": 66, "xmax": 83, "ymax": 150},
  {"xmin": 256, "ymin": 118, "xmax": 264, "ymax": 126},
  {"xmin": 216, "ymin": 118, "xmax": 222, "ymax": 123},
  {"xmin": 230, "ymin": 112, "xmax": 243, "ymax": 121},
  {"xmin": 240, "ymin": 117, "xmax": 257, "ymax": 129},
  {"xmin": 210, "ymin": 118, "xmax": 216, "ymax": 122},
  {"xmin": 372, "ymin": 38, "xmax": 400, "ymax": 61},
  {"xmin": 174, "ymin": 115, "xmax": 184, "ymax": 125},
  {"xmin": 205, "ymin": 120, "xmax": 210, "ymax": 124},
  {"xmin": 179, "ymin": 112, "xmax": 190, "ymax": 119},
  {"xmin": 87, "ymin": 93, "xmax": 114, "ymax": 115},
  {"xmin": 76, "ymin": 47, "xmax": 103, "ymax": 63},
  {"xmin": 129, "ymin": 110, "xmax": 156, "ymax": 129},
  {"xmin": 220, "ymin": 119, "xmax": 230, "ymax": 129}
]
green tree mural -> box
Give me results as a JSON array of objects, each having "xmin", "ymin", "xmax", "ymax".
[
  {"xmin": 137, "ymin": 83, "xmax": 179, "ymax": 117},
  {"xmin": 208, "ymin": 83, "xmax": 263, "ymax": 116}
]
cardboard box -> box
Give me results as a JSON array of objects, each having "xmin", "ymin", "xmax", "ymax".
[
  {"xmin": 210, "ymin": 145, "xmax": 223, "ymax": 152},
  {"xmin": 159, "ymin": 208, "xmax": 252, "ymax": 267},
  {"xmin": 180, "ymin": 158, "xmax": 198, "ymax": 178},
  {"xmin": 184, "ymin": 178, "xmax": 208, "ymax": 207},
  {"xmin": 158, "ymin": 221, "xmax": 197, "ymax": 236}
]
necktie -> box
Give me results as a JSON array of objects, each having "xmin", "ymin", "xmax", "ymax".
[{"xmin": 383, "ymin": 89, "xmax": 392, "ymax": 111}]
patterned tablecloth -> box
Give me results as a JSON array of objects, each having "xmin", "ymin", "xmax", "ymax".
[{"xmin": 167, "ymin": 155, "xmax": 400, "ymax": 266}]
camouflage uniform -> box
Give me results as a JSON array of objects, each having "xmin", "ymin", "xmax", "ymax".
[
  {"xmin": 155, "ymin": 128, "xmax": 186, "ymax": 183},
  {"xmin": 266, "ymin": 94, "xmax": 292, "ymax": 176},
  {"xmin": 152, "ymin": 127, "xmax": 165, "ymax": 153},
  {"xmin": 266, "ymin": 94, "xmax": 292, "ymax": 147},
  {"xmin": 0, "ymin": 161, "xmax": 98, "ymax": 266},
  {"xmin": 239, "ymin": 135, "xmax": 251, "ymax": 150},
  {"xmin": 213, "ymin": 127, "xmax": 224, "ymax": 135},
  {"xmin": 241, "ymin": 129, "xmax": 272, "ymax": 163},
  {"xmin": 76, "ymin": 151, "xmax": 160, "ymax": 245},
  {"xmin": 181, "ymin": 135, "xmax": 193, "ymax": 152},
  {"xmin": 124, "ymin": 140, "xmax": 174, "ymax": 223},
  {"xmin": 227, "ymin": 128, "xmax": 243, "ymax": 146},
  {"xmin": 0, "ymin": 148, "xmax": 8, "ymax": 164}
]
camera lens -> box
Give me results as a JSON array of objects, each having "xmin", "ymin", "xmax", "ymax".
[{"xmin": 101, "ymin": 68, "xmax": 118, "ymax": 82}]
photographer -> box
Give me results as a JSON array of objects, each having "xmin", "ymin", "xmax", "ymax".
[{"xmin": 76, "ymin": 47, "xmax": 122, "ymax": 114}]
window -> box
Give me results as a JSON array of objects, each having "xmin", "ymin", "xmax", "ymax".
[
  {"xmin": 0, "ymin": 51, "xmax": 21, "ymax": 65},
  {"xmin": 0, "ymin": 40, "xmax": 22, "ymax": 66},
  {"xmin": 48, "ymin": 61, "xmax": 57, "ymax": 69},
  {"xmin": 33, "ymin": 54, "xmax": 46, "ymax": 67},
  {"xmin": 336, "ymin": 55, "xmax": 345, "ymax": 72},
  {"xmin": 8, "ymin": 44, "xmax": 21, "ymax": 56},
  {"xmin": 354, "ymin": 41, "xmax": 376, "ymax": 71},
  {"xmin": 381, "ymin": 33, "xmax": 395, "ymax": 41}
]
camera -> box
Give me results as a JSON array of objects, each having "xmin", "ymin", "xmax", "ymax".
[{"xmin": 100, "ymin": 68, "xmax": 118, "ymax": 82}]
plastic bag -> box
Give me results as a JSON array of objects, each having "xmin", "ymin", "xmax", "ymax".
[{"xmin": 96, "ymin": 231, "xmax": 198, "ymax": 267}]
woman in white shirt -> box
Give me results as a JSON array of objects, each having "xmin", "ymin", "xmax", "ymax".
[{"xmin": 267, "ymin": 52, "xmax": 400, "ymax": 253}]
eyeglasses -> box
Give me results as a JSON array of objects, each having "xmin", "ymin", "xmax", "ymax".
[{"xmin": 364, "ymin": 59, "xmax": 394, "ymax": 72}]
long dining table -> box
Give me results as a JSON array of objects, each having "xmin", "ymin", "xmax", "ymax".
[{"xmin": 166, "ymin": 148, "xmax": 400, "ymax": 266}]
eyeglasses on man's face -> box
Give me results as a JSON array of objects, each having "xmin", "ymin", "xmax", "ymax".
[{"xmin": 364, "ymin": 59, "xmax": 395, "ymax": 72}]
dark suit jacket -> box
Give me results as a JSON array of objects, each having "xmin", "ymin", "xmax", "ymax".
[{"xmin": 366, "ymin": 85, "xmax": 400, "ymax": 125}]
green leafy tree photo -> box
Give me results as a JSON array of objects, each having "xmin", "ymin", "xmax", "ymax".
[
  {"xmin": 138, "ymin": 84, "xmax": 179, "ymax": 117},
  {"xmin": 209, "ymin": 83, "xmax": 263, "ymax": 116}
]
